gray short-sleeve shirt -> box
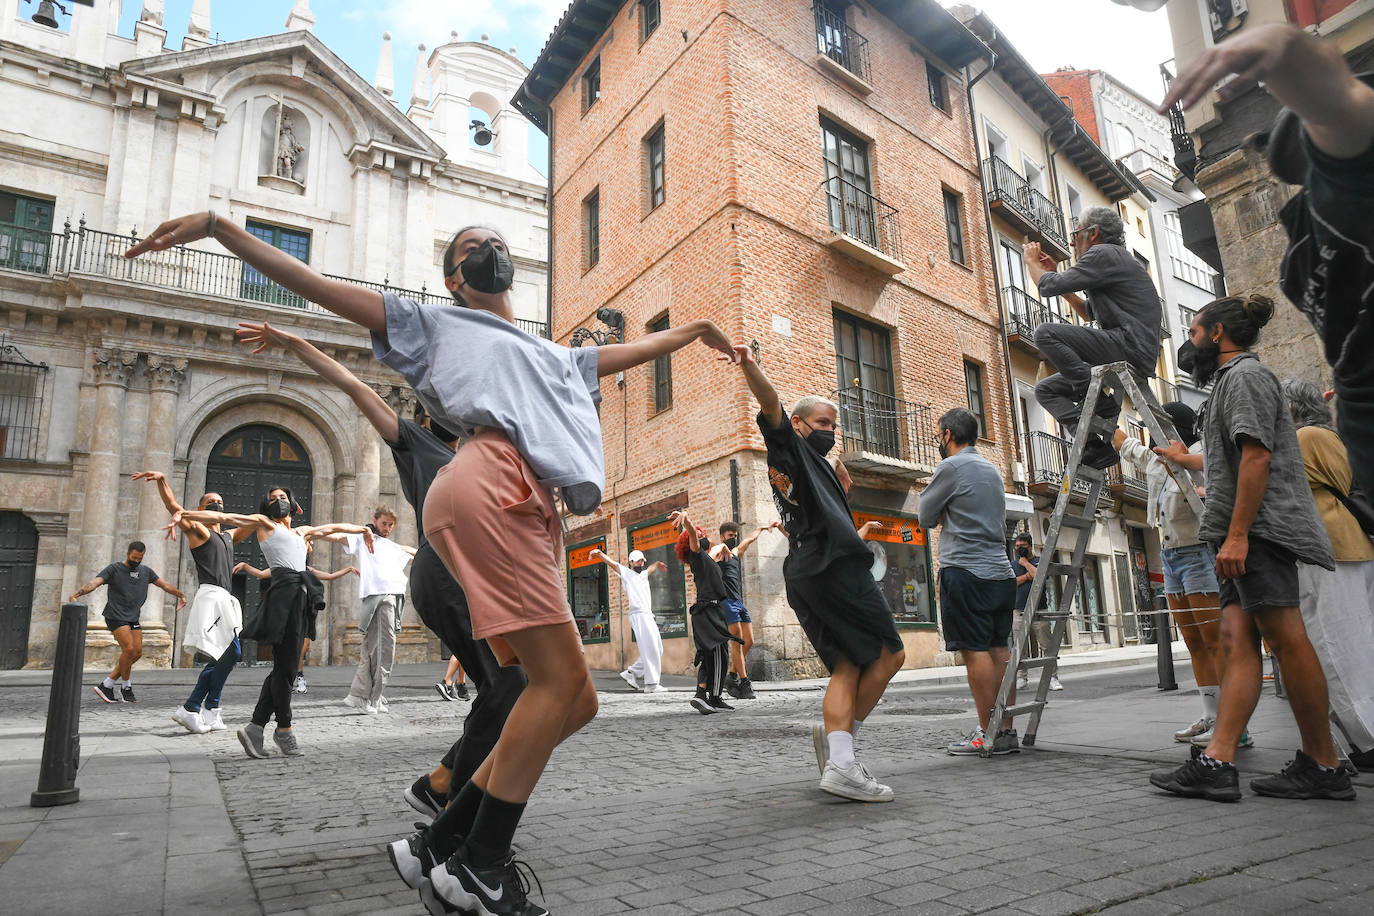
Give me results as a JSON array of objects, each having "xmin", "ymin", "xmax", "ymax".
[
  {"xmin": 371, "ymin": 293, "xmax": 605, "ymax": 514},
  {"xmin": 1199, "ymin": 353, "xmax": 1334, "ymax": 569},
  {"xmin": 97, "ymin": 561, "xmax": 158, "ymax": 624}
]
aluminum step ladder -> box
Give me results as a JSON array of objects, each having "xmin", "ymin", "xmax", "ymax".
[{"xmin": 984, "ymin": 361, "xmax": 1203, "ymax": 755}]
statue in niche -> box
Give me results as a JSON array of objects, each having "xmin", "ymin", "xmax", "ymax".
[{"xmin": 276, "ymin": 115, "xmax": 303, "ymax": 179}]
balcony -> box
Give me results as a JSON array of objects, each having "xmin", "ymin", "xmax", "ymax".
[
  {"xmin": 834, "ymin": 386, "xmax": 936, "ymax": 479},
  {"xmin": 1122, "ymin": 148, "xmax": 1179, "ymax": 184},
  {"xmin": 822, "ymin": 176, "xmax": 904, "ymax": 274},
  {"xmin": 1023, "ymin": 431, "xmax": 1116, "ymax": 508},
  {"xmin": 814, "ymin": 3, "xmax": 873, "ymax": 94},
  {"xmin": 0, "ymin": 220, "xmax": 550, "ymax": 339},
  {"xmin": 1105, "ymin": 462, "xmax": 1148, "ymax": 506},
  {"xmin": 1155, "ymin": 378, "xmax": 1182, "ymax": 405},
  {"xmin": 982, "ymin": 156, "xmax": 1070, "ymax": 262},
  {"xmin": 1002, "ymin": 285, "xmax": 1068, "ymax": 354}
]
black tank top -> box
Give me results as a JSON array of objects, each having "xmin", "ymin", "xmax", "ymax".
[
  {"xmin": 191, "ymin": 529, "xmax": 233, "ymax": 590},
  {"xmin": 717, "ymin": 552, "xmax": 742, "ymax": 603}
]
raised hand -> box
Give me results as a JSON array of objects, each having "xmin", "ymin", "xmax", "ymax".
[
  {"xmin": 236, "ymin": 320, "xmax": 298, "ymax": 355},
  {"xmin": 696, "ymin": 322, "xmax": 738, "ymax": 362},
  {"xmin": 1160, "ymin": 23, "xmax": 1296, "ymax": 112},
  {"xmin": 132, "ymin": 470, "xmax": 165, "ymax": 482},
  {"xmin": 362, "ymin": 528, "xmax": 375, "ymax": 553},
  {"xmin": 1152, "ymin": 440, "xmax": 1190, "ymax": 464},
  {"xmin": 125, "ymin": 212, "xmax": 213, "ymax": 257},
  {"xmin": 162, "ymin": 520, "xmax": 177, "ymax": 541}
]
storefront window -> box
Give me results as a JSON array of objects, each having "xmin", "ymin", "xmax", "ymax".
[
  {"xmin": 567, "ymin": 538, "xmax": 610, "ymax": 644},
  {"xmin": 851, "ymin": 509, "xmax": 935, "ymax": 626},
  {"xmin": 627, "ymin": 516, "xmax": 687, "ymax": 638}
]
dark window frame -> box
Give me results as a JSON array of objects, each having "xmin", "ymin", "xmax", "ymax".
[
  {"xmin": 820, "ymin": 116, "xmax": 877, "ymax": 246},
  {"xmin": 646, "ymin": 121, "xmax": 666, "ymax": 212},
  {"xmin": 566, "ymin": 536, "xmax": 611, "ymax": 644},
  {"xmin": 582, "ymin": 57, "xmax": 602, "ymax": 113},
  {"xmin": 626, "ymin": 515, "xmax": 688, "ymax": 639},
  {"xmin": 964, "ymin": 358, "xmax": 988, "ymax": 439},
  {"xmin": 943, "ymin": 187, "xmax": 966, "ymax": 265},
  {"xmin": 242, "ymin": 218, "xmax": 311, "ymax": 308},
  {"xmin": 926, "ymin": 60, "xmax": 949, "ymax": 112},
  {"xmin": 583, "ymin": 189, "xmax": 600, "ymax": 271},
  {"xmin": 0, "ymin": 190, "xmax": 56, "ymax": 274},
  {"xmin": 650, "ymin": 313, "xmax": 672, "ymax": 412},
  {"xmin": 640, "ymin": 0, "xmax": 661, "ymax": 43}
]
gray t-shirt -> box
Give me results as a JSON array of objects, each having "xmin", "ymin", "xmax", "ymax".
[
  {"xmin": 918, "ymin": 446, "xmax": 1016, "ymax": 582},
  {"xmin": 1037, "ymin": 243, "xmax": 1162, "ymax": 371},
  {"xmin": 372, "ymin": 293, "xmax": 605, "ymax": 514},
  {"xmin": 1199, "ymin": 353, "xmax": 1334, "ymax": 569},
  {"xmin": 96, "ymin": 561, "xmax": 158, "ymax": 623}
]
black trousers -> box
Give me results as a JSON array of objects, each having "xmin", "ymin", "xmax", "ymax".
[
  {"xmin": 251, "ymin": 604, "xmax": 303, "ymax": 729},
  {"xmin": 411, "ymin": 544, "xmax": 527, "ymax": 797},
  {"xmin": 697, "ymin": 643, "xmax": 728, "ymax": 700}
]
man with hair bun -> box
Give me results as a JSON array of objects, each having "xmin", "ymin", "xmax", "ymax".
[
  {"xmin": 731, "ymin": 347, "xmax": 905, "ymax": 802},
  {"xmin": 1150, "ymin": 295, "xmax": 1354, "ymax": 802},
  {"xmin": 1023, "ymin": 205, "xmax": 1163, "ymax": 469}
]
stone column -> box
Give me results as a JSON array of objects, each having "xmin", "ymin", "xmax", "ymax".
[
  {"xmin": 80, "ymin": 348, "xmax": 137, "ymax": 664},
  {"xmin": 135, "ymin": 354, "xmax": 187, "ymax": 667}
]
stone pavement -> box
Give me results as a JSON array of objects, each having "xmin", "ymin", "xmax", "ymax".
[{"xmin": 1, "ymin": 648, "xmax": 1372, "ymax": 915}]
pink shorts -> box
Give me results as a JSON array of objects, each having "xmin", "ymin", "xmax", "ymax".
[{"xmin": 423, "ymin": 429, "xmax": 572, "ymax": 666}]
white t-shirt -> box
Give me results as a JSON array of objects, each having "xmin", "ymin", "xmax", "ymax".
[
  {"xmin": 345, "ymin": 532, "xmax": 412, "ymax": 598},
  {"xmin": 616, "ymin": 566, "xmax": 654, "ymax": 617}
]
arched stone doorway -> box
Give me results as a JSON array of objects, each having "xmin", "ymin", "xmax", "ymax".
[
  {"xmin": 205, "ymin": 424, "xmax": 313, "ymax": 662},
  {"xmin": 0, "ymin": 511, "xmax": 37, "ymax": 669}
]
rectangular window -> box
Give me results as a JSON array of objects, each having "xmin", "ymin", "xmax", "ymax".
[
  {"xmin": 926, "ymin": 60, "xmax": 948, "ymax": 112},
  {"xmin": 567, "ymin": 538, "xmax": 610, "ymax": 644},
  {"xmin": 640, "ymin": 0, "xmax": 660, "ymax": 42},
  {"xmin": 1178, "ymin": 304, "xmax": 1199, "ymax": 332},
  {"xmin": 583, "ymin": 190, "xmax": 600, "ymax": 269},
  {"xmin": 651, "ymin": 313, "xmax": 672, "ymax": 411},
  {"xmin": 1078, "ymin": 555, "xmax": 1106, "ymax": 634},
  {"xmin": 628, "ymin": 517, "xmax": 687, "ymax": 639},
  {"xmin": 851, "ymin": 510, "xmax": 936, "ymax": 626},
  {"xmin": 0, "ymin": 334, "xmax": 48, "ymax": 462},
  {"xmin": 1065, "ymin": 184, "xmax": 1083, "ymax": 222},
  {"xmin": 242, "ymin": 219, "xmax": 310, "ymax": 308},
  {"xmin": 820, "ymin": 117, "xmax": 876, "ymax": 247},
  {"xmin": 943, "ymin": 188, "xmax": 966, "ymax": 265},
  {"xmin": 582, "ymin": 57, "xmax": 601, "ymax": 113},
  {"xmin": 646, "ymin": 122, "xmax": 666, "ymax": 211},
  {"xmin": 833, "ymin": 310, "xmax": 897, "ymax": 456},
  {"xmin": 964, "ymin": 359, "xmax": 988, "ymax": 439},
  {"xmin": 0, "ymin": 191, "xmax": 55, "ymax": 274}
]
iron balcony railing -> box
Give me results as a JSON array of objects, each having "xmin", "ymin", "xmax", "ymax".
[
  {"xmin": 981, "ymin": 155, "xmax": 1069, "ymax": 252},
  {"xmin": 814, "ymin": 3, "xmax": 871, "ymax": 84},
  {"xmin": 1003, "ymin": 285, "xmax": 1068, "ymax": 341},
  {"xmin": 1123, "ymin": 148, "xmax": 1179, "ymax": 182},
  {"xmin": 0, "ymin": 219, "xmax": 550, "ymax": 338},
  {"xmin": 822, "ymin": 176, "xmax": 903, "ymax": 263},
  {"xmin": 834, "ymin": 385, "xmax": 937, "ymax": 468}
]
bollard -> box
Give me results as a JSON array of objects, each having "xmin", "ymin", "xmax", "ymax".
[
  {"xmin": 1154, "ymin": 595, "xmax": 1177, "ymax": 692},
  {"xmin": 31, "ymin": 603, "xmax": 87, "ymax": 807}
]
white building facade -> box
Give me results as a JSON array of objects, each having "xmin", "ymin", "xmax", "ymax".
[{"xmin": 0, "ymin": 0, "xmax": 548, "ymax": 669}]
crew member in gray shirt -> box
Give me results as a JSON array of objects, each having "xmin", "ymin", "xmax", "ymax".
[
  {"xmin": 918, "ymin": 409, "xmax": 1019, "ymax": 757},
  {"xmin": 1024, "ymin": 205, "xmax": 1163, "ymax": 469}
]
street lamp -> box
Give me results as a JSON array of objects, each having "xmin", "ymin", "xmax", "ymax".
[{"xmin": 570, "ymin": 308, "xmax": 625, "ymax": 347}]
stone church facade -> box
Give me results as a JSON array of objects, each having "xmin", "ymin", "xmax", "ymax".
[{"xmin": 0, "ymin": 1, "xmax": 549, "ymax": 669}]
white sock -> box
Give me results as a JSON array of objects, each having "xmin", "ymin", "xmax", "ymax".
[
  {"xmin": 119, "ymin": 678, "xmax": 129, "ymax": 687},
  {"xmin": 827, "ymin": 730, "xmax": 855, "ymax": 768},
  {"xmin": 103, "ymin": 677, "xmax": 115, "ymax": 689},
  {"xmin": 1200, "ymin": 685, "xmax": 1219, "ymax": 720}
]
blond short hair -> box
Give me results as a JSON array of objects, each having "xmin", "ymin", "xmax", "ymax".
[
  {"xmin": 791, "ymin": 395, "xmax": 839, "ymax": 420},
  {"xmin": 373, "ymin": 505, "xmax": 398, "ymax": 521}
]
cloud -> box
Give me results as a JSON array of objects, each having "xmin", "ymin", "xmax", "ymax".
[{"xmin": 360, "ymin": 0, "xmax": 567, "ymax": 53}]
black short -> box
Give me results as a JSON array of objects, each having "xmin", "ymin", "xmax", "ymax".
[
  {"xmin": 105, "ymin": 617, "xmax": 141, "ymax": 632},
  {"xmin": 785, "ymin": 557, "xmax": 903, "ymax": 673},
  {"xmin": 939, "ymin": 566, "xmax": 1016, "ymax": 652},
  {"xmin": 1215, "ymin": 536, "xmax": 1300, "ymax": 613}
]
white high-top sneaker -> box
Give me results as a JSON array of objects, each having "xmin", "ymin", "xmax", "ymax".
[
  {"xmin": 200, "ymin": 707, "xmax": 228, "ymax": 731},
  {"xmin": 171, "ymin": 706, "xmax": 210, "ymax": 734}
]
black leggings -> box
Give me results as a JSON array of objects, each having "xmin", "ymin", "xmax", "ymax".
[
  {"xmin": 251, "ymin": 605, "xmax": 303, "ymax": 729},
  {"xmin": 411, "ymin": 545, "xmax": 527, "ymax": 798},
  {"xmin": 697, "ymin": 643, "xmax": 728, "ymax": 700}
]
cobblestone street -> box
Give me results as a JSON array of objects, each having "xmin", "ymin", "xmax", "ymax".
[{"xmin": 2, "ymin": 659, "xmax": 1373, "ymax": 915}]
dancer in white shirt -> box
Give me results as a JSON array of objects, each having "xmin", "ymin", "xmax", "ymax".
[{"xmin": 591, "ymin": 548, "xmax": 668, "ymax": 692}]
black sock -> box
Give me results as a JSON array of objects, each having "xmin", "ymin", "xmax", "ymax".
[
  {"xmin": 184, "ymin": 702, "xmax": 198, "ymax": 712},
  {"xmin": 431, "ymin": 780, "xmax": 485, "ymax": 855},
  {"xmin": 465, "ymin": 792, "xmax": 527, "ymax": 868}
]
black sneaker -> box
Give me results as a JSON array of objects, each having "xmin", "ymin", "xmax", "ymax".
[
  {"xmin": 93, "ymin": 683, "xmax": 118, "ymax": 703},
  {"xmin": 435, "ymin": 682, "xmax": 454, "ymax": 702},
  {"xmin": 453, "ymin": 683, "xmax": 470, "ymax": 701},
  {"xmin": 405, "ymin": 775, "xmax": 447, "ymax": 818},
  {"xmin": 707, "ymin": 696, "xmax": 735, "ymax": 711},
  {"xmin": 388, "ymin": 822, "xmax": 441, "ymax": 889},
  {"xmin": 1081, "ymin": 436, "xmax": 1120, "ymax": 470},
  {"xmin": 1250, "ymin": 750, "xmax": 1356, "ymax": 800},
  {"xmin": 432, "ymin": 849, "xmax": 548, "ymax": 916},
  {"xmin": 1149, "ymin": 746, "xmax": 1241, "ymax": 802},
  {"xmin": 1350, "ymin": 747, "xmax": 1374, "ymax": 773},
  {"xmin": 737, "ymin": 677, "xmax": 757, "ymax": 700},
  {"xmin": 690, "ymin": 691, "xmax": 715, "ymax": 715},
  {"xmin": 991, "ymin": 728, "xmax": 1020, "ymax": 755},
  {"xmin": 121, "ymin": 685, "xmax": 137, "ymax": 703}
]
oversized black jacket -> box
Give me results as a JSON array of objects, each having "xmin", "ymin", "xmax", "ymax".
[{"xmin": 242, "ymin": 567, "xmax": 325, "ymax": 645}]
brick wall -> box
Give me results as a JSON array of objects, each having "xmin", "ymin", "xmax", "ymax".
[{"xmin": 1043, "ymin": 69, "xmax": 1101, "ymax": 145}]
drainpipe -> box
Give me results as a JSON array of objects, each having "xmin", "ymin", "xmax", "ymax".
[
  {"xmin": 966, "ymin": 45, "xmax": 1029, "ymax": 493},
  {"xmin": 544, "ymin": 106, "xmax": 555, "ymax": 338}
]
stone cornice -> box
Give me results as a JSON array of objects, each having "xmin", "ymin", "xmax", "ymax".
[{"xmin": 91, "ymin": 347, "xmax": 138, "ymax": 386}]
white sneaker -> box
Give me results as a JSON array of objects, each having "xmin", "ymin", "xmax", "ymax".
[
  {"xmin": 172, "ymin": 706, "xmax": 209, "ymax": 734},
  {"xmin": 376, "ymin": 698, "xmax": 389, "ymax": 713},
  {"xmin": 1049, "ymin": 676, "xmax": 1064, "ymax": 691},
  {"xmin": 1189, "ymin": 724, "xmax": 1216, "ymax": 747},
  {"xmin": 818, "ymin": 760, "xmax": 894, "ymax": 802},
  {"xmin": 643, "ymin": 684, "xmax": 667, "ymax": 693},
  {"xmin": 343, "ymin": 694, "xmax": 368, "ymax": 710},
  {"xmin": 1174, "ymin": 716, "xmax": 1213, "ymax": 743},
  {"xmin": 200, "ymin": 707, "xmax": 228, "ymax": 731},
  {"xmin": 618, "ymin": 669, "xmax": 642, "ymax": 691},
  {"xmin": 364, "ymin": 703, "xmax": 379, "ymax": 715},
  {"xmin": 293, "ymin": 675, "xmax": 308, "ymax": 694},
  {"xmin": 1017, "ymin": 673, "xmax": 1029, "ymax": 689}
]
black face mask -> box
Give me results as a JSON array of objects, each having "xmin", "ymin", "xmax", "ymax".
[
  {"xmin": 938, "ymin": 434, "xmax": 951, "ymax": 460},
  {"xmin": 266, "ymin": 497, "xmax": 292, "ymax": 519},
  {"xmin": 204, "ymin": 501, "xmax": 224, "ymax": 514},
  {"xmin": 126, "ymin": 558, "xmax": 141, "ymax": 569},
  {"xmin": 455, "ymin": 240, "xmax": 514, "ymax": 295},
  {"xmin": 1185, "ymin": 337, "xmax": 1222, "ymax": 388},
  {"xmin": 805, "ymin": 429, "xmax": 836, "ymax": 457},
  {"xmin": 724, "ymin": 536, "xmax": 739, "ymax": 550},
  {"xmin": 1015, "ymin": 545, "xmax": 1031, "ymax": 559}
]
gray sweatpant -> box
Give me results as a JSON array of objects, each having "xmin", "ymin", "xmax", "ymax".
[{"xmin": 348, "ymin": 593, "xmax": 398, "ymax": 707}]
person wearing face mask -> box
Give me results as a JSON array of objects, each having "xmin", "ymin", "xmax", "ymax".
[
  {"xmin": 734, "ymin": 346, "xmax": 905, "ymax": 803},
  {"xmin": 73, "ymin": 540, "xmax": 187, "ymax": 704},
  {"xmin": 588, "ymin": 547, "xmax": 668, "ymax": 693},
  {"xmin": 671, "ymin": 509, "xmax": 741, "ymax": 714},
  {"xmin": 133, "ymin": 471, "xmax": 256, "ymax": 733},
  {"xmin": 918, "ymin": 409, "xmax": 1021, "ymax": 757},
  {"xmin": 1149, "ymin": 295, "xmax": 1352, "ymax": 802},
  {"xmin": 173, "ymin": 486, "xmax": 373, "ymax": 759},
  {"xmin": 1010, "ymin": 533, "xmax": 1060, "ymax": 693},
  {"xmin": 710, "ymin": 520, "xmax": 781, "ymax": 700}
]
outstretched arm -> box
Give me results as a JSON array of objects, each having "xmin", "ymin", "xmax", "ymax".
[
  {"xmin": 596, "ymin": 319, "xmax": 737, "ymax": 377},
  {"xmin": 234, "ymin": 562, "xmax": 271, "ymax": 580},
  {"xmin": 736, "ymin": 346, "xmax": 785, "ymax": 429},
  {"xmin": 733, "ymin": 522, "xmax": 780, "ymax": 558},
  {"xmin": 125, "ymin": 214, "xmax": 385, "ymax": 333},
  {"xmin": 69, "ymin": 575, "xmax": 107, "ymax": 602},
  {"xmin": 310, "ymin": 566, "xmax": 359, "ymax": 582},
  {"xmin": 178, "ymin": 509, "xmax": 273, "ymax": 536},
  {"xmin": 237, "ymin": 321, "xmax": 400, "ymax": 442},
  {"xmin": 587, "ymin": 547, "xmax": 624, "ymax": 573},
  {"xmin": 648, "ymin": 561, "xmax": 668, "ymax": 575},
  {"xmin": 304, "ymin": 524, "xmax": 375, "ymax": 553},
  {"xmin": 154, "ymin": 578, "xmax": 188, "ymax": 611},
  {"xmin": 669, "ymin": 510, "xmax": 701, "ymax": 554}
]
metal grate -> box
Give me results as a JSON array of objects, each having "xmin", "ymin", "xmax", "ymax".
[{"xmin": 0, "ymin": 335, "xmax": 49, "ymax": 462}]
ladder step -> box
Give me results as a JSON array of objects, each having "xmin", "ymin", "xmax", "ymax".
[
  {"xmin": 1047, "ymin": 563, "xmax": 1078, "ymax": 579},
  {"xmin": 1059, "ymin": 513, "xmax": 1094, "ymax": 530},
  {"xmin": 1018, "ymin": 657, "xmax": 1054, "ymax": 670},
  {"xmin": 1004, "ymin": 702, "xmax": 1046, "ymax": 717},
  {"xmin": 1088, "ymin": 418, "xmax": 1118, "ymax": 437},
  {"xmin": 1034, "ymin": 612, "xmax": 1072, "ymax": 620},
  {"xmin": 1075, "ymin": 466, "xmax": 1105, "ymax": 483}
]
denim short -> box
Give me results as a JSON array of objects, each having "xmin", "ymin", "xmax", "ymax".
[
  {"xmin": 1162, "ymin": 543, "xmax": 1219, "ymax": 595},
  {"xmin": 721, "ymin": 597, "xmax": 751, "ymax": 625}
]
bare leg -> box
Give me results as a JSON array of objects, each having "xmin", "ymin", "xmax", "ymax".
[
  {"xmin": 1188, "ymin": 592, "xmax": 1225, "ymax": 683},
  {"xmin": 822, "ymin": 659, "xmax": 861, "ymax": 734},
  {"xmin": 1255, "ymin": 606, "xmax": 1339, "ymax": 767},
  {"xmin": 445, "ymin": 655, "xmax": 463, "ymax": 686},
  {"xmin": 965, "ymin": 647, "xmax": 1016, "ymax": 732},
  {"xmin": 109, "ymin": 625, "xmax": 136, "ymax": 680},
  {"xmin": 1205, "ymin": 604, "xmax": 1262, "ymax": 763},
  {"xmin": 429, "ymin": 764, "xmax": 453, "ymax": 795},
  {"xmin": 1170, "ymin": 601, "xmax": 1217, "ymax": 687},
  {"xmin": 728, "ymin": 622, "xmax": 746, "ymax": 678},
  {"xmin": 854, "ymin": 646, "xmax": 906, "ymax": 722}
]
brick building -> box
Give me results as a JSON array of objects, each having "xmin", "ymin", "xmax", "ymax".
[{"xmin": 514, "ymin": 0, "xmax": 1010, "ymax": 677}]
